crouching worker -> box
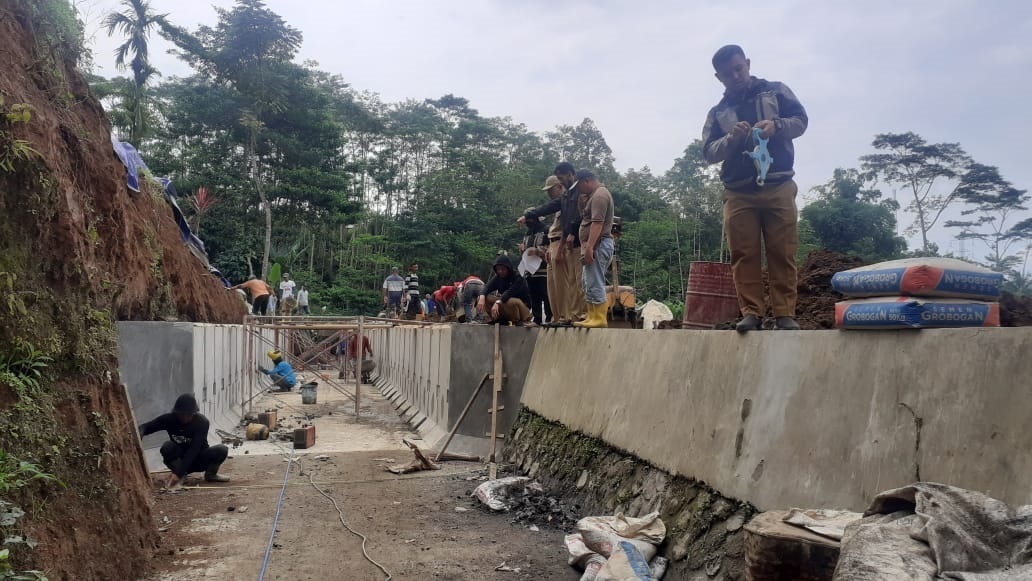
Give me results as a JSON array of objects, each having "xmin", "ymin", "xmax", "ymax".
[
  {"xmin": 477, "ymin": 254, "xmax": 533, "ymax": 326},
  {"xmin": 259, "ymin": 350, "xmax": 297, "ymax": 392},
  {"xmin": 139, "ymin": 394, "xmax": 229, "ymax": 487}
]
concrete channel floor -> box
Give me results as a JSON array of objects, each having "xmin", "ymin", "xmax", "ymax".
[{"xmin": 144, "ymin": 375, "xmax": 577, "ymax": 580}]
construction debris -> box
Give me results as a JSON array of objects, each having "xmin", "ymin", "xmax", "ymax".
[{"xmin": 385, "ymin": 439, "xmax": 440, "ymax": 474}]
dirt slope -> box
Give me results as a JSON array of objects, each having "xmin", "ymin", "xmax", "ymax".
[{"xmin": 0, "ymin": 2, "xmax": 242, "ymax": 578}]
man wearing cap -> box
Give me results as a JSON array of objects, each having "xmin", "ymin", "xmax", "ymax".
[
  {"xmin": 517, "ymin": 165, "xmax": 586, "ymax": 325},
  {"xmin": 702, "ymin": 44, "xmax": 807, "ymax": 332},
  {"xmin": 259, "ymin": 350, "xmax": 297, "ymax": 391},
  {"xmin": 279, "ymin": 273, "xmax": 297, "ymax": 316},
  {"xmin": 139, "ymin": 393, "xmax": 230, "ymax": 488},
  {"xmin": 574, "ymin": 169, "xmax": 615, "ymax": 328},
  {"xmin": 382, "ymin": 267, "xmax": 405, "ymax": 318}
]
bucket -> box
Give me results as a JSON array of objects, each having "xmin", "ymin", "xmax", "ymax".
[
  {"xmin": 300, "ymin": 382, "xmax": 318, "ymax": 405},
  {"xmin": 684, "ymin": 261, "xmax": 740, "ymax": 328}
]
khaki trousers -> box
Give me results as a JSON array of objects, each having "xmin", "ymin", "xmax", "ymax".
[
  {"xmin": 723, "ymin": 180, "xmax": 799, "ymax": 318},
  {"xmin": 547, "ymin": 240, "xmax": 587, "ymax": 321},
  {"xmin": 484, "ymin": 294, "xmax": 532, "ymax": 323}
]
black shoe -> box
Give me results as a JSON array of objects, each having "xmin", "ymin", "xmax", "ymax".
[
  {"xmin": 735, "ymin": 315, "xmax": 762, "ymax": 333},
  {"xmin": 775, "ymin": 316, "xmax": 801, "ymax": 330}
]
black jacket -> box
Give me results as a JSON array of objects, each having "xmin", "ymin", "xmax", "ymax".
[
  {"xmin": 702, "ymin": 77, "xmax": 807, "ymax": 190},
  {"xmin": 484, "ymin": 254, "xmax": 531, "ymax": 304},
  {"xmin": 140, "ymin": 411, "xmax": 212, "ymax": 478},
  {"xmin": 524, "ymin": 184, "xmax": 582, "ymax": 246}
]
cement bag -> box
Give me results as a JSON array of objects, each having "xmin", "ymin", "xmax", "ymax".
[
  {"xmin": 579, "ymin": 554, "xmax": 607, "ymax": 581},
  {"xmin": 596, "ymin": 541, "xmax": 653, "ymax": 581},
  {"xmin": 640, "ymin": 299, "xmax": 673, "ymax": 330},
  {"xmin": 473, "ymin": 476, "xmax": 541, "ymax": 511},
  {"xmin": 565, "ymin": 533, "xmax": 597, "ymax": 568},
  {"xmin": 831, "ymin": 258, "xmax": 1004, "ymax": 299},
  {"xmin": 575, "ymin": 514, "xmax": 662, "ymax": 561},
  {"xmin": 835, "ymin": 297, "xmax": 1000, "ymax": 329}
]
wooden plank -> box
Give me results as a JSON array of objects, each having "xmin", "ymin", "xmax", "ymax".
[
  {"xmin": 489, "ymin": 324, "xmax": 502, "ymax": 480},
  {"xmin": 433, "ymin": 373, "xmax": 490, "ymax": 462}
]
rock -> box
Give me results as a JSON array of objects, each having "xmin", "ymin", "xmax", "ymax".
[
  {"xmin": 454, "ymin": 506, "xmax": 470, "ymax": 513},
  {"xmin": 227, "ymin": 506, "xmax": 236, "ymax": 512},
  {"xmin": 237, "ymin": 506, "xmax": 249, "ymax": 513},
  {"xmin": 576, "ymin": 470, "xmax": 589, "ymax": 489},
  {"xmin": 725, "ymin": 514, "xmax": 745, "ymax": 532}
]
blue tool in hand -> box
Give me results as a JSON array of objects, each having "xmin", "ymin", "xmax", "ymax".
[{"xmin": 743, "ymin": 126, "xmax": 773, "ymax": 187}]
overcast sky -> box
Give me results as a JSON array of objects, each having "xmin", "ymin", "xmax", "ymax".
[{"xmin": 80, "ymin": 0, "xmax": 1032, "ymax": 258}]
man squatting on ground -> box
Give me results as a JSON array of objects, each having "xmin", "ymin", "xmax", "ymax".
[
  {"xmin": 702, "ymin": 44, "xmax": 807, "ymax": 332},
  {"xmin": 139, "ymin": 394, "xmax": 229, "ymax": 488},
  {"xmin": 573, "ymin": 169, "xmax": 615, "ymax": 329},
  {"xmin": 518, "ymin": 163, "xmax": 587, "ymax": 326},
  {"xmin": 382, "ymin": 266, "xmax": 405, "ymax": 317},
  {"xmin": 259, "ymin": 349, "xmax": 297, "ymax": 391},
  {"xmin": 477, "ymin": 254, "xmax": 534, "ymax": 325}
]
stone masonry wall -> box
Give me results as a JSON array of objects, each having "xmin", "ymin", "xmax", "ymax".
[{"xmin": 505, "ymin": 408, "xmax": 757, "ymax": 580}]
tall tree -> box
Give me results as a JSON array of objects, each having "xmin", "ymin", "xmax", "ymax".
[
  {"xmin": 801, "ymin": 168, "xmax": 906, "ymax": 261},
  {"xmin": 945, "ymin": 163, "xmax": 1031, "ymax": 271},
  {"xmin": 160, "ymin": 0, "xmax": 304, "ymax": 278},
  {"xmin": 860, "ymin": 132, "xmax": 975, "ymax": 254},
  {"xmin": 546, "ymin": 118, "xmax": 616, "ymax": 179},
  {"xmin": 103, "ymin": 0, "xmax": 168, "ymax": 144}
]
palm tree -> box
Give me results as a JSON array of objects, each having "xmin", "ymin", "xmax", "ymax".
[{"xmin": 103, "ymin": 0, "xmax": 168, "ymax": 144}]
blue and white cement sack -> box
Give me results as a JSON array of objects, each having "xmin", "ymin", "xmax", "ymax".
[
  {"xmin": 835, "ymin": 297, "xmax": 1000, "ymax": 329},
  {"xmin": 831, "ymin": 258, "xmax": 1003, "ymax": 299}
]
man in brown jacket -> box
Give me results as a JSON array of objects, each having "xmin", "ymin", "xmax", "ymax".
[{"xmin": 702, "ymin": 44, "xmax": 808, "ymax": 332}]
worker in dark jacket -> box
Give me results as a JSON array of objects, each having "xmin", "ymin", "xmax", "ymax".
[
  {"xmin": 139, "ymin": 394, "xmax": 230, "ymax": 488},
  {"xmin": 702, "ymin": 44, "xmax": 808, "ymax": 332},
  {"xmin": 477, "ymin": 254, "xmax": 533, "ymax": 325}
]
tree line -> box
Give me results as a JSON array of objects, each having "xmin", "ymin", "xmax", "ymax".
[{"xmin": 91, "ymin": 0, "xmax": 1032, "ymax": 315}]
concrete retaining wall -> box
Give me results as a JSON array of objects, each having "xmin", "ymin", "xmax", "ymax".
[
  {"xmin": 118, "ymin": 321, "xmax": 250, "ymax": 470},
  {"xmin": 520, "ymin": 327, "xmax": 1032, "ymax": 511},
  {"xmin": 367, "ymin": 325, "xmax": 537, "ymax": 456}
]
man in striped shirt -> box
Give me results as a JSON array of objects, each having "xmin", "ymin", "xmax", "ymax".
[{"xmin": 404, "ymin": 264, "xmax": 421, "ymax": 320}]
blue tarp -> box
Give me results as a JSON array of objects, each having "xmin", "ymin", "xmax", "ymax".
[{"xmin": 112, "ymin": 138, "xmax": 221, "ymax": 272}]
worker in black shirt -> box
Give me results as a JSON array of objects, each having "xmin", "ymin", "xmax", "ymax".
[{"xmin": 139, "ymin": 394, "xmax": 230, "ymax": 488}]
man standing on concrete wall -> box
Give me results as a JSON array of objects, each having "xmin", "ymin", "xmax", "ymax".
[
  {"xmin": 574, "ymin": 169, "xmax": 615, "ymax": 329},
  {"xmin": 404, "ymin": 264, "xmax": 421, "ymax": 320},
  {"xmin": 139, "ymin": 394, "xmax": 230, "ymax": 488},
  {"xmin": 517, "ymin": 164, "xmax": 587, "ymax": 325},
  {"xmin": 382, "ymin": 267, "xmax": 405, "ymax": 318},
  {"xmin": 702, "ymin": 44, "xmax": 808, "ymax": 332}
]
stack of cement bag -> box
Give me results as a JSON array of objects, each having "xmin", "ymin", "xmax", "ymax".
[
  {"xmin": 831, "ymin": 258, "xmax": 1004, "ymax": 329},
  {"xmin": 565, "ymin": 512, "xmax": 668, "ymax": 581}
]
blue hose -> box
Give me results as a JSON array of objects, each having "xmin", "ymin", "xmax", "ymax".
[{"xmin": 258, "ymin": 449, "xmax": 294, "ymax": 580}]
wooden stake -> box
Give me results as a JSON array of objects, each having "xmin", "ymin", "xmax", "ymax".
[
  {"xmin": 121, "ymin": 383, "xmax": 151, "ymax": 477},
  {"xmin": 356, "ymin": 315, "xmax": 364, "ymax": 416},
  {"xmin": 434, "ymin": 373, "xmax": 489, "ymax": 462},
  {"xmin": 489, "ymin": 324, "xmax": 502, "ymax": 480}
]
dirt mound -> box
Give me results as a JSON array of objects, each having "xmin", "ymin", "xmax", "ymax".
[
  {"xmin": 1000, "ymin": 292, "xmax": 1032, "ymax": 327},
  {"xmin": 0, "ymin": 3, "xmax": 241, "ymax": 577},
  {"xmin": 795, "ymin": 250, "xmax": 867, "ymax": 330}
]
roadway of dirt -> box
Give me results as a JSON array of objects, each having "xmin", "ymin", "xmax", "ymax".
[{"xmin": 144, "ymin": 381, "xmax": 577, "ymax": 580}]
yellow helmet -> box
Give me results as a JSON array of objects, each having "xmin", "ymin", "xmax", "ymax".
[{"xmin": 267, "ymin": 350, "xmax": 282, "ymax": 360}]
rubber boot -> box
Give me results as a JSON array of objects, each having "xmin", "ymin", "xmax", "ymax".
[
  {"xmin": 574, "ymin": 303, "xmax": 608, "ymax": 328},
  {"xmin": 775, "ymin": 316, "xmax": 801, "ymax": 330}
]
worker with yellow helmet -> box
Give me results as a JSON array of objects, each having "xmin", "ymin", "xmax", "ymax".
[{"xmin": 258, "ymin": 350, "xmax": 297, "ymax": 391}]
